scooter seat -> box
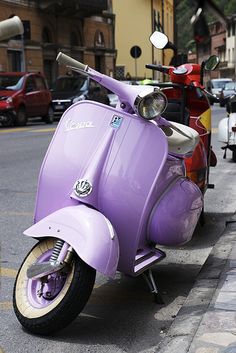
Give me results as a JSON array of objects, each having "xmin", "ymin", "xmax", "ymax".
[{"xmin": 162, "ymin": 121, "xmax": 199, "ymax": 157}]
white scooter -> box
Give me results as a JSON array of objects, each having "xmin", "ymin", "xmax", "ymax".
[{"xmin": 218, "ymin": 95, "xmax": 236, "ymax": 162}]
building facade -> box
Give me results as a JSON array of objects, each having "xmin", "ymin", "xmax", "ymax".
[
  {"xmin": 224, "ymin": 14, "xmax": 236, "ymax": 79},
  {"xmin": 210, "ymin": 21, "xmax": 226, "ymax": 79},
  {"xmin": 0, "ymin": 0, "xmax": 115, "ymax": 86},
  {"xmin": 112, "ymin": 0, "xmax": 174, "ymax": 81},
  {"xmin": 194, "ymin": 14, "xmax": 236, "ymax": 81}
]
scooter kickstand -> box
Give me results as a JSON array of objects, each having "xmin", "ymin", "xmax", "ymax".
[{"xmin": 142, "ymin": 269, "xmax": 164, "ymax": 304}]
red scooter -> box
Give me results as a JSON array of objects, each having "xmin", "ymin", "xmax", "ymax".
[{"xmin": 146, "ymin": 32, "xmax": 218, "ymax": 198}]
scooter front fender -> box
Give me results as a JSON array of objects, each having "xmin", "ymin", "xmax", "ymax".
[{"xmin": 23, "ymin": 205, "xmax": 119, "ymax": 278}]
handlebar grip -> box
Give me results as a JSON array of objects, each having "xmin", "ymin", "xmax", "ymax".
[
  {"xmin": 56, "ymin": 52, "xmax": 87, "ymax": 71},
  {"xmin": 0, "ymin": 16, "xmax": 24, "ymax": 41},
  {"xmin": 146, "ymin": 64, "xmax": 170, "ymax": 74}
]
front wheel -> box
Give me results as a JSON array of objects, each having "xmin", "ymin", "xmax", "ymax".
[
  {"xmin": 15, "ymin": 106, "xmax": 28, "ymax": 126},
  {"xmin": 13, "ymin": 238, "xmax": 96, "ymax": 335}
]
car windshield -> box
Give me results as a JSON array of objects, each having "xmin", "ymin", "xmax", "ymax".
[
  {"xmin": 0, "ymin": 75, "xmax": 24, "ymax": 90},
  {"xmin": 52, "ymin": 76, "xmax": 87, "ymax": 92},
  {"xmin": 212, "ymin": 80, "xmax": 231, "ymax": 89},
  {"xmin": 225, "ymin": 82, "xmax": 236, "ymax": 91}
]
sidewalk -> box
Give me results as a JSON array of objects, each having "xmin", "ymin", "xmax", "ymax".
[{"xmin": 153, "ymin": 217, "xmax": 236, "ymax": 353}]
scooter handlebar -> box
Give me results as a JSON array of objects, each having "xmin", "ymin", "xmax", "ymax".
[
  {"xmin": 56, "ymin": 52, "xmax": 87, "ymax": 72},
  {"xmin": 146, "ymin": 64, "xmax": 170, "ymax": 74},
  {"xmin": 0, "ymin": 16, "xmax": 24, "ymax": 41}
]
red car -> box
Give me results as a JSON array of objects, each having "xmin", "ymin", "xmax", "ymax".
[{"xmin": 0, "ymin": 72, "xmax": 53, "ymax": 127}]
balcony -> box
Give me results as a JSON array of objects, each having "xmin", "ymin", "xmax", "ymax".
[{"xmin": 37, "ymin": 0, "xmax": 108, "ymax": 16}]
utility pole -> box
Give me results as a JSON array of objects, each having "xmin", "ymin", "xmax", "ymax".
[
  {"xmin": 173, "ymin": 0, "xmax": 178, "ymax": 48},
  {"xmin": 161, "ymin": 0, "xmax": 164, "ymax": 66},
  {"xmin": 151, "ymin": 0, "xmax": 154, "ymax": 79}
]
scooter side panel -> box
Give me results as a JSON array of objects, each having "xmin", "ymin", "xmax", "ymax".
[
  {"xmin": 228, "ymin": 113, "xmax": 236, "ymax": 145},
  {"xmin": 149, "ymin": 177, "xmax": 202, "ymax": 245},
  {"xmin": 24, "ymin": 205, "xmax": 119, "ymax": 278}
]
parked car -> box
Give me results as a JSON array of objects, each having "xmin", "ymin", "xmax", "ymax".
[
  {"xmin": 206, "ymin": 78, "xmax": 232, "ymax": 105},
  {"xmin": 107, "ymin": 91, "xmax": 119, "ymax": 108},
  {"xmin": 0, "ymin": 72, "xmax": 53, "ymax": 127},
  {"xmin": 51, "ymin": 74, "xmax": 109, "ymax": 116},
  {"xmin": 219, "ymin": 81, "xmax": 236, "ymax": 107},
  {"xmin": 107, "ymin": 80, "xmax": 139, "ymax": 108}
]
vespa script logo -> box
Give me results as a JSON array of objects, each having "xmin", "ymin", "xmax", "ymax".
[{"xmin": 65, "ymin": 119, "xmax": 95, "ymax": 132}]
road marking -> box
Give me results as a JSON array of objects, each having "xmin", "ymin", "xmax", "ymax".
[
  {"xmin": 0, "ymin": 128, "xmax": 31, "ymax": 134},
  {"xmin": 0, "ymin": 301, "xmax": 12, "ymax": 310},
  {"xmin": 1, "ymin": 268, "xmax": 17, "ymax": 278},
  {"xmin": 212, "ymin": 127, "xmax": 218, "ymax": 134},
  {"xmin": 29, "ymin": 128, "xmax": 56, "ymax": 133},
  {"xmin": 0, "ymin": 127, "xmax": 56, "ymax": 134},
  {"xmin": 0, "ymin": 266, "xmax": 103, "ymax": 285},
  {"xmin": 0, "ymin": 211, "xmax": 33, "ymax": 216}
]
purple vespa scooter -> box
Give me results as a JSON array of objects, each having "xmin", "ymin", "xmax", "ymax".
[{"xmin": 13, "ymin": 52, "xmax": 203, "ymax": 335}]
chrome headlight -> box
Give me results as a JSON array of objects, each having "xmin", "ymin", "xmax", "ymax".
[{"xmin": 134, "ymin": 89, "xmax": 167, "ymax": 120}]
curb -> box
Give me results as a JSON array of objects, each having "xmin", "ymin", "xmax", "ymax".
[{"xmin": 145, "ymin": 220, "xmax": 236, "ymax": 353}]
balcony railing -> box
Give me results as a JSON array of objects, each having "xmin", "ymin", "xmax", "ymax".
[
  {"xmin": 37, "ymin": 0, "xmax": 108, "ymax": 15},
  {"xmin": 77, "ymin": 0, "xmax": 107, "ymax": 12}
]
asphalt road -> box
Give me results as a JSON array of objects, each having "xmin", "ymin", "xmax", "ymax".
[{"xmin": 0, "ymin": 105, "xmax": 236, "ymax": 353}]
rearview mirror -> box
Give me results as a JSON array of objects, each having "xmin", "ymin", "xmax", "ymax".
[
  {"xmin": 204, "ymin": 55, "xmax": 220, "ymax": 71},
  {"xmin": 149, "ymin": 31, "xmax": 168, "ymax": 49}
]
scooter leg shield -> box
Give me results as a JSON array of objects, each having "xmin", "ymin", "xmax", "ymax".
[
  {"xmin": 218, "ymin": 117, "xmax": 229, "ymax": 143},
  {"xmin": 23, "ymin": 205, "xmax": 119, "ymax": 278}
]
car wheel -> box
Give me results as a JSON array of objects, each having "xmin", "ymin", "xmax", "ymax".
[
  {"xmin": 42, "ymin": 105, "xmax": 54, "ymax": 124},
  {"xmin": 1, "ymin": 112, "xmax": 14, "ymax": 127},
  {"xmin": 15, "ymin": 106, "xmax": 28, "ymax": 126}
]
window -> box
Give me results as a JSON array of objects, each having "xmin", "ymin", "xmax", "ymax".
[
  {"xmin": 35, "ymin": 77, "xmax": 46, "ymax": 90},
  {"xmin": 8, "ymin": 50, "xmax": 21, "ymax": 71},
  {"xmin": 0, "ymin": 74, "xmax": 24, "ymax": 90},
  {"xmin": 89, "ymin": 80, "xmax": 101, "ymax": 91},
  {"xmin": 71, "ymin": 32, "xmax": 78, "ymax": 46},
  {"xmin": 94, "ymin": 30, "xmax": 105, "ymax": 48},
  {"xmin": 42, "ymin": 27, "xmax": 52, "ymax": 43},
  {"xmin": 52, "ymin": 76, "xmax": 87, "ymax": 92},
  {"xmin": 26, "ymin": 77, "xmax": 36, "ymax": 92},
  {"xmin": 115, "ymin": 66, "xmax": 125, "ymax": 80}
]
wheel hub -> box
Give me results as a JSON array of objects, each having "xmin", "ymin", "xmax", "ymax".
[{"xmin": 37, "ymin": 273, "xmax": 67, "ymax": 301}]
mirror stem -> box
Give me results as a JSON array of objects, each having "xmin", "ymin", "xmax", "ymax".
[{"xmin": 200, "ymin": 61, "xmax": 205, "ymax": 86}]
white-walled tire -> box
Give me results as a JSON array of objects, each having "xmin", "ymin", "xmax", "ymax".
[{"xmin": 13, "ymin": 238, "xmax": 96, "ymax": 335}]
